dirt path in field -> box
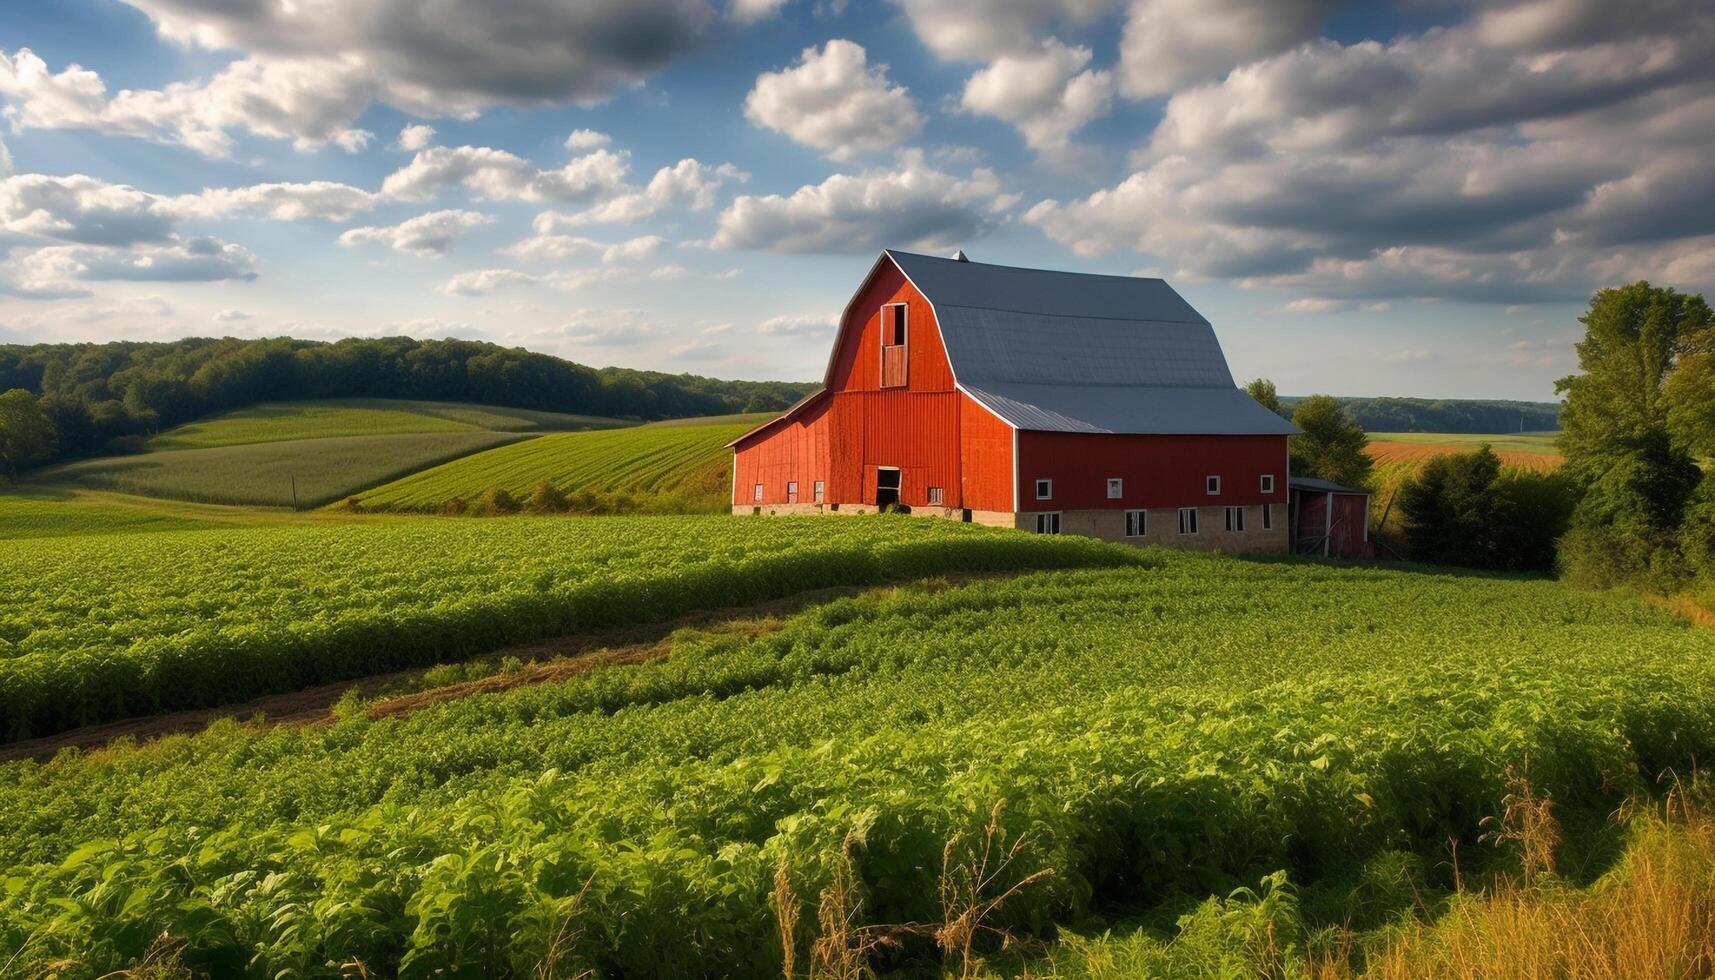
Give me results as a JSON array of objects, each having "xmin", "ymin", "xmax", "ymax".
[{"xmin": 0, "ymin": 584, "xmax": 879, "ymax": 763}]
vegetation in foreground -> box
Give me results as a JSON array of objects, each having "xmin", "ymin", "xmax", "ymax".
[
  {"xmin": 0, "ymin": 515, "xmax": 1138, "ymax": 741},
  {"xmin": 352, "ymin": 422, "xmax": 756, "ymax": 514},
  {"xmin": 1005, "ymin": 779, "xmax": 1715, "ymax": 979},
  {"xmin": 146, "ymin": 398, "xmax": 629, "ymax": 450},
  {"xmin": 33, "ymin": 430, "xmax": 528, "ymax": 508},
  {"xmin": 0, "ymin": 555, "xmax": 1708, "ymax": 976}
]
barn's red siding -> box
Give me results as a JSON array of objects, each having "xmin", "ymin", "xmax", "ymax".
[
  {"xmin": 960, "ymin": 393, "xmax": 1014, "ymax": 512},
  {"xmin": 1017, "ymin": 432, "xmax": 1289, "ymax": 510},
  {"xmin": 1292, "ymin": 490, "xmax": 1373, "ymax": 558},
  {"xmin": 731, "ymin": 392, "xmax": 831, "ymax": 506},
  {"xmin": 734, "ymin": 260, "xmax": 974, "ymax": 509}
]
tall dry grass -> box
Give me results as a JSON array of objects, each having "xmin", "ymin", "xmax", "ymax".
[{"xmin": 1327, "ymin": 779, "xmax": 1715, "ymax": 980}]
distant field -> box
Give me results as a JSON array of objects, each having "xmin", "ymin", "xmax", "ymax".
[
  {"xmin": 148, "ymin": 398, "xmax": 630, "ymax": 450},
  {"xmin": 38, "ymin": 431, "xmax": 527, "ymax": 508},
  {"xmin": 639, "ymin": 410, "xmax": 778, "ymax": 428},
  {"xmin": 1367, "ymin": 430, "xmax": 1562, "ymax": 458},
  {"xmin": 0, "ymin": 491, "xmax": 214, "ymax": 539},
  {"xmin": 355, "ymin": 422, "xmax": 754, "ymax": 513}
]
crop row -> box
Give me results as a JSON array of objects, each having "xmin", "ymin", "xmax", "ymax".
[
  {"xmin": 0, "ymin": 515, "xmax": 1140, "ymax": 741},
  {"xmin": 352, "ymin": 424, "xmax": 750, "ymax": 512},
  {"xmin": 0, "ymin": 558, "xmax": 1709, "ymax": 976}
]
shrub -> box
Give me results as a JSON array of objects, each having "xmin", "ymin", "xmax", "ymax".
[
  {"xmin": 480, "ymin": 486, "xmax": 521, "ymax": 514},
  {"xmin": 524, "ymin": 480, "xmax": 569, "ymax": 514}
]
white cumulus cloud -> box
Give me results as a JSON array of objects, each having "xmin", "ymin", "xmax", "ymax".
[
  {"xmin": 712, "ymin": 151, "xmax": 1014, "ymax": 253},
  {"xmin": 338, "ymin": 209, "xmax": 494, "ymax": 255},
  {"xmin": 744, "ymin": 40, "xmax": 923, "ymax": 160}
]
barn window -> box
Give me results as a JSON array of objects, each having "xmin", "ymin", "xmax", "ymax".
[
  {"xmin": 1125, "ymin": 510, "xmax": 1146, "ymax": 537},
  {"xmin": 1178, "ymin": 507, "xmax": 1198, "ymax": 534},
  {"xmin": 1035, "ymin": 478, "xmax": 1052, "ymax": 500},
  {"xmin": 880, "ymin": 303, "xmax": 907, "ymax": 388},
  {"xmin": 927, "ymin": 486, "xmax": 944, "ymax": 505},
  {"xmin": 1225, "ymin": 506, "xmax": 1245, "ymax": 532},
  {"xmin": 1106, "ymin": 478, "xmax": 1123, "ymax": 499},
  {"xmin": 813, "ymin": 480, "xmax": 825, "ymax": 503},
  {"xmin": 1206, "ymin": 475, "xmax": 1221, "ymax": 495},
  {"xmin": 1261, "ymin": 503, "xmax": 1273, "ymax": 530},
  {"xmin": 753, "ymin": 483, "xmax": 763, "ymax": 502},
  {"xmin": 882, "ymin": 303, "xmax": 907, "ymax": 346},
  {"xmin": 787, "ymin": 481, "xmax": 799, "ymax": 503},
  {"xmin": 1260, "ymin": 473, "xmax": 1275, "ymax": 494},
  {"xmin": 1035, "ymin": 512, "xmax": 1061, "ymax": 534}
]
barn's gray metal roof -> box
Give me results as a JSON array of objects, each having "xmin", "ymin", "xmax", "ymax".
[
  {"xmin": 1290, "ymin": 477, "xmax": 1370, "ymax": 495},
  {"xmin": 885, "ymin": 250, "xmax": 1295, "ymax": 436}
]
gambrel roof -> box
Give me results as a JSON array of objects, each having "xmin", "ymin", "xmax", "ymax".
[{"xmin": 883, "ymin": 249, "xmax": 1296, "ymax": 436}]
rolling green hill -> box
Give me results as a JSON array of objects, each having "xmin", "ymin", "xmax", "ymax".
[
  {"xmin": 146, "ymin": 398, "xmax": 630, "ymax": 450},
  {"xmin": 37, "ymin": 431, "xmax": 527, "ymax": 508},
  {"xmin": 354, "ymin": 422, "xmax": 756, "ymax": 513}
]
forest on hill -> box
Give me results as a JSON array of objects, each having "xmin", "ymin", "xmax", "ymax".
[
  {"xmin": 1280, "ymin": 395, "xmax": 1560, "ymax": 433},
  {"xmin": 0, "ymin": 337, "xmax": 816, "ymax": 467}
]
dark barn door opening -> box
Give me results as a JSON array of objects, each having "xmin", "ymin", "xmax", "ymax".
[{"xmin": 875, "ymin": 467, "xmax": 901, "ymax": 510}]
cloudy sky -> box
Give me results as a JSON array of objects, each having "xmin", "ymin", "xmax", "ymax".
[{"xmin": 2, "ymin": 0, "xmax": 1711, "ymax": 400}]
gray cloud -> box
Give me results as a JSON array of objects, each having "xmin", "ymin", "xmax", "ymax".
[{"xmin": 116, "ymin": 0, "xmax": 717, "ymax": 113}]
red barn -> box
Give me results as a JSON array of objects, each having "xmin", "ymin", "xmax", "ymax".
[{"xmin": 730, "ymin": 249, "xmax": 1299, "ymax": 554}]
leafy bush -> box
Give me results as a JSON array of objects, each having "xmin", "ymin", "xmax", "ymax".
[
  {"xmin": 524, "ymin": 479, "xmax": 568, "ymax": 514},
  {"xmin": 1397, "ymin": 446, "xmax": 1575, "ymax": 571},
  {"xmin": 479, "ymin": 486, "xmax": 521, "ymax": 514}
]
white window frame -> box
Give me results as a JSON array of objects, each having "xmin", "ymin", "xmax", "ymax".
[
  {"xmin": 787, "ymin": 481, "xmax": 799, "ymax": 504},
  {"xmin": 1206, "ymin": 475, "xmax": 1221, "ymax": 495},
  {"xmin": 927, "ymin": 486, "xmax": 944, "ymax": 505},
  {"xmin": 1035, "ymin": 512, "xmax": 1061, "ymax": 534},
  {"xmin": 1261, "ymin": 503, "xmax": 1272, "ymax": 530},
  {"xmin": 1035, "ymin": 478, "xmax": 1053, "ymax": 500},
  {"xmin": 753, "ymin": 483, "xmax": 763, "ymax": 502},
  {"xmin": 813, "ymin": 480, "xmax": 825, "ymax": 504},
  {"xmin": 1124, "ymin": 509, "xmax": 1147, "ymax": 538},
  {"xmin": 1225, "ymin": 506, "xmax": 1244, "ymax": 532},
  {"xmin": 1106, "ymin": 477, "xmax": 1123, "ymax": 499},
  {"xmin": 1178, "ymin": 507, "xmax": 1198, "ymax": 535},
  {"xmin": 1260, "ymin": 473, "xmax": 1275, "ymax": 494}
]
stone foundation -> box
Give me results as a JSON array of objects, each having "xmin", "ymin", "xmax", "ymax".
[{"xmin": 732, "ymin": 501, "xmax": 1288, "ymax": 554}]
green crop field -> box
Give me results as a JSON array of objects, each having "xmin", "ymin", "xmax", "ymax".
[
  {"xmin": 354, "ymin": 422, "xmax": 755, "ymax": 513},
  {"xmin": 1366, "ymin": 430, "xmax": 1561, "ymax": 456},
  {"xmin": 1, "ymin": 549, "xmax": 1710, "ymax": 977},
  {"xmin": 33, "ymin": 431, "xmax": 528, "ymax": 509},
  {"xmin": 147, "ymin": 398, "xmax": 631, "ymax": 451},
  {"xmin": 0, "ymin": 515, "xmax": 1134, "ymax": 741},
  {"xmin": 0, "ymin": 490, "xmax": 216, "ymax": 540}
]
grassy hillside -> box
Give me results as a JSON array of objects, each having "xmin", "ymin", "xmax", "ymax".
[
  {"xmin": 36, "ymin": 431, "xmax": 526, "ymax": 508},
  {"xmin": 354, "ymin": 422, "xmax": 755, "ymax": 513},
  {"xmin": 0, "ymin": 548, "xmax": 1709, "ymax": 976},
  {"xmin": 147, "ymin": 398, "xmax": 629, "ymax": 450}
]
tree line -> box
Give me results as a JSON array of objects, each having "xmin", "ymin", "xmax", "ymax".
[
  {"xmin": 1277, "ymin": 395, "xmax": 1560, "ymax": 434},
  {"xmin": 0, "ymin": 336, "xmax": 815, "ymax": 475},
  {"xmin": 1249, "ymin": 281, "xmax": 1715, "ymax": 591}
]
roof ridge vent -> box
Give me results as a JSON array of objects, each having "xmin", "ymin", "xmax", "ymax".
[{"xmin": 952, "ymin": 249, "xmax": 970, "ymax": 262}]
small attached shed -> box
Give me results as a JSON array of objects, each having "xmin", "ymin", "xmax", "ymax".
[{"xmin": 1289, "ymin": 478, "xmax": 1374, "ymax": 558}]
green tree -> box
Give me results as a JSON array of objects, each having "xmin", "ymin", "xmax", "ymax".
[
  {"xmin": 0, "ymin": 388, "xmax": 57, "ymax": 479},
  {"xmin": 1244, "ymin": 378, "xmax": 1283, "ymax": 416},
  {"xmin": 1290, "ymin": 394, "xmax": 1372, "ymax": 488},
  {"xmin": 1557, "ymin": 281, "xmax": 1711, "ymax": 481},
  {"xmin": 1398, "ymin": 445, "xmax": 1500, "ymax": 567},
  {"xmin": 1556, "ymin": 283, "xmax": 1712, "ymax": 589}
]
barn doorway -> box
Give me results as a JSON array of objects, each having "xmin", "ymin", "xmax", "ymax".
[{"xmin": 875, "ymin": 467, "xmax": 901, "ymax": 510}]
